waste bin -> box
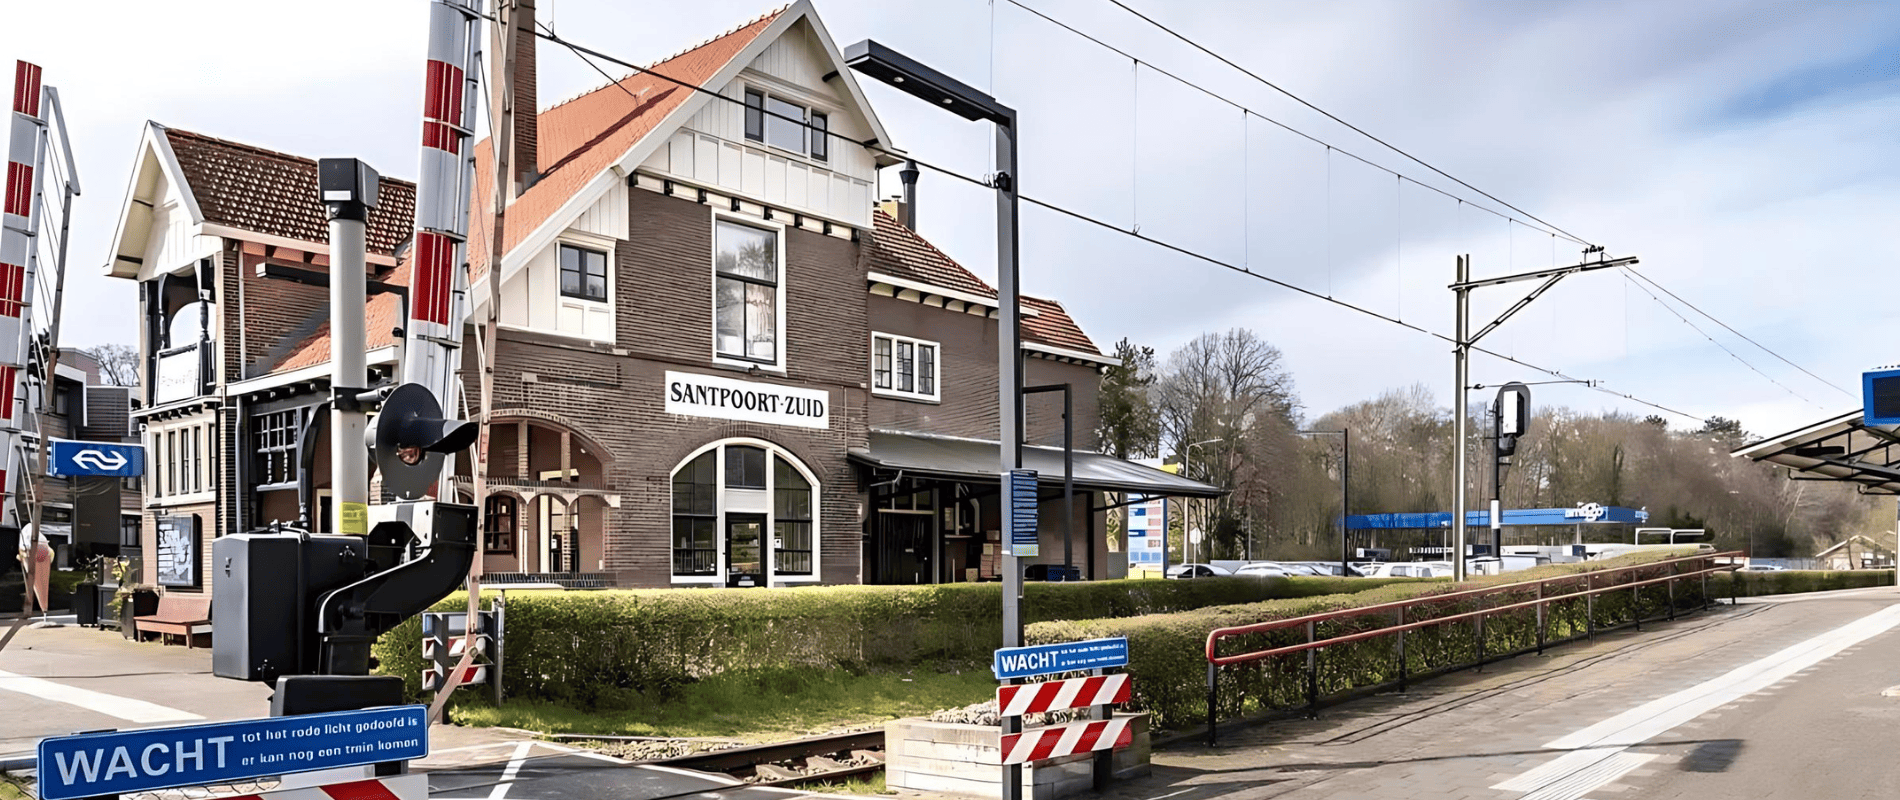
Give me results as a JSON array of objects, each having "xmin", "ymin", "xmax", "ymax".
[{"xmin": 73, "ymin": 581, "xmax": 98, "ymax": 626}]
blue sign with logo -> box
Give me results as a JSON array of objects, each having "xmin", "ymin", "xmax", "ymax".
[
  {"xmin": 48, "ymin": 439, "xmax": 144, "ymax": 477},
  {"xmin": 993, "ymin": 637, "xmax": 1129, "ymax": 680},
  {"xmin": 1004, "ymin": 468, "xmax": 1039, "ymax": 558},
  {"xmin": 36, "ymin": 706, "xmax": 428, "ymax": 800}
]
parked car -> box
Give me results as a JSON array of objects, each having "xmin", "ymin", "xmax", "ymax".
[
  {"xmin": 1234, "ymin": 563, "xmax": 1291, "ymax": 578},
  {"xmin": 1167, "ymin": 563, "xmax": 1233, "ymax": 579},
  {"xmin": 1361, "ymin": 562, "xmax": 1453, "ymax": 579},
  {"xmin": 1292, "ymin": 562, "xmax": 1355, "ymax": 577},
  {"xmin": 1738, "ymin": 564, "xmax": 1788, "ymax": 572}
]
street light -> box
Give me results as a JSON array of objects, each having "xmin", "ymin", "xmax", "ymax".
[
  {"xmin": 845, "ymin": 40, "xmax": 1030, "ymax": 800},
  {"xmin": 1183, "ymin": 439, "xmax": 1222, "ymax": 565},
  {"xmin": 1299, "ymin": 429, "xmax": 1351, "ymax": 578}
]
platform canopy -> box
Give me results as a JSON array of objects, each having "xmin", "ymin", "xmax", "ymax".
[
  {"xmin": 1346, "ymin": 504, "xmax": 1650, "ymax": 530},
  {"xmin": 850, "ymin": 431, "xmax": 1226, "ymax": 498},
  {"xmin": 1732, "ymin": 410, "xmax": 1900, "ymax": 495}
]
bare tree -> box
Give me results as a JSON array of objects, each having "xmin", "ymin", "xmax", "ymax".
[{"xmin": 87, "ymin": 343, "xmax": 139, "ymax": 387}]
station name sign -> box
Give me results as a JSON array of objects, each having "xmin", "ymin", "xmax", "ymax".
[
  {"xmin": 36, "ymin": 706, "xmax": 429, "ymax": 800},
  {"xmin": 664, "ymin": 371, "xmax": 830, "ymax": 430}
]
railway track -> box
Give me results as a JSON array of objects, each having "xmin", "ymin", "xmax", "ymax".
[{"xmin": 653, "ymin": 730, "xmax": 886, "ymax": 787}]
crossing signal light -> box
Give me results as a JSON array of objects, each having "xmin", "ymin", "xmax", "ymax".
[{"xmin": 368, "ymin": 382, "xmax": 478, "ymax": 499}]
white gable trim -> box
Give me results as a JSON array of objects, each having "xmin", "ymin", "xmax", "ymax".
[
  {"xmin": 493, "ymin": 1, "xmax": 898, "ymax": 289},
  {"xmin": 105, "ymin": 122, "xmax": 204, "ymax": 279}
]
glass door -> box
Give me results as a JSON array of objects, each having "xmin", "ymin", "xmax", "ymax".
[{"xmin": 727, "ymin": 514, "xmax": 765, "ymax": 587}]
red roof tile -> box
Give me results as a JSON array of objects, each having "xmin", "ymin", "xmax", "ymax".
[
  {"xmin": 469, "ymin": 8, "xmax": 784, "ymax": 280},
  {"xmin": 1020, "ymin": 296, "xmax": 1100, "ymax": 355},
  {"xmin": 270, "ymin": 292, "xmax": 406, "ymax": 374},
  {"xmin": 865, "ymin": 209, "xmax": 996, "ymax": 299},
  {"xmin": 163, "ymin": 128, "xmax": 416, "ymax": 255}
]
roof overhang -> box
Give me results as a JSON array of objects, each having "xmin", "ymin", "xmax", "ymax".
[
  {"xmin": 105, "ymin": 122, "xmax": 203, "ymax": 279},
  {"xmin": 850, "ymin": 430, "xmax": 1226, "ymax": 498},
  {"xmin": 1733, "ymin": 410, "xmax": 1900, "ymax": 495}
]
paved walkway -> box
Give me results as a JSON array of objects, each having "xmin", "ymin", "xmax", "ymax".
[
  {"xmin": 1095, "ymin": 586, "xmax": 1900, "ymax": 800},
  {"xmin": 0, "ymin": 621, "xmax": 526, "ymax": 763}
]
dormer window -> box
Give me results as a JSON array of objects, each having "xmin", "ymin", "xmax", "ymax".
[{"xmin": 744, "ymin": 87, "xmax": 826, "ymax": 161}]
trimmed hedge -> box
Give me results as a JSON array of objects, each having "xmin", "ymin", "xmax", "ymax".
[
  {"xmin": 371, "ymin": 576, "xmax": 1412, "ymax": 708},
  {"xmin": 1026, "ymin": 550, "xmax": 1716, "ymax": 730},
  {"xmin": 1710, "ymin": 569, "xmax": 1894, "ymax": 598}
]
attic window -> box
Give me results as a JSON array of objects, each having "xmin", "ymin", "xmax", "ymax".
[
  {"xmin": 810, "ymin": 113, "xmax": 828, "ymax": 162},
  {"xmin": 765, "ymin": 96, "xmax": 806, "ymax": 154},
  {"xmin": 744, "ymin": 90, "xmax": 765, "ymax": 141}
]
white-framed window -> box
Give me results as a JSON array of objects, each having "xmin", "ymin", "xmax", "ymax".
[
  {"xmin": 669, "ymin": 438, "xmax": 820, "ymax": 585},
  {"xmin": 554, "ymin": 234, "xmax": 615, "ymax": 342},
  {"xmin": 872, "ymin": 333, "xmax": 939, "ymax": 402},
  {"xmin": 744, "ymin": 87, "xmax": 829, "ymax": 162},
  {"xmin": 559, "ymin": 244, "xmax": 608, "ymax": 302},
  {"xmin": 712, "ymin": 216, "xmax": 784, "ymax": 368}
]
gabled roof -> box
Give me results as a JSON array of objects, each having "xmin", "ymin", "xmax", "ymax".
[
  {"xmin": 1021, "ymin": 296, "xmax": 1100, "ymax": 356},
  {"xmin": 469, "ymin": 7, "xmax": 786, "ymax": 282},
  {"xmin": 164, "ymin": 127, "xmax": 416, "ymax": 256},
  {"xmin": 269, "ymin": 292, "xmax": 406, "ymax": 374},
  {"xmin": 865, "ymin": 209, "xmax": 996, "ymax": 299},
  {"xmin": 864, "ymin": 209, "xmax": 1105, "ymax": 360}
]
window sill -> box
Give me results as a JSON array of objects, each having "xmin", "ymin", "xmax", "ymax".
[
  {"xmin": 711, "ymin": 356, "xmax": 786, "ymax": 376},
  {"xmin": 872, "ymin": 389, "xmax": 941, "ymax": 405},
  {"xmin": 670, "ymin": 574, "xmax": 723, "ymax": 585}
]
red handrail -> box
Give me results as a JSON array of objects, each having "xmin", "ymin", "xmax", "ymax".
[{"xmin": 1205, "ymin": 551, "xmax": 1741, "ymax": 665}]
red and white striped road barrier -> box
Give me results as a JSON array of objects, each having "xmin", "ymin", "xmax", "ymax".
[
  {"xmin": 996, "ymin": 673, "xmax": 1130, "ymax": 716},
  {"xmin": 422, "ymin": 634, "xmax": 486, "ymax": 661},
  {"xmin": 423, "ymin": 664, "xmax": 487, "ymax": 691},
  {"xmin": 226, "ymin": 774, "xmax": 428, "ymax": 800},
  {"xmin": 1, "ymin": 60, "xmax": 47, "ymax": 530},
  {"xmin": 998, "ymin": 717, "xmax": 1133, "ymax": 765}
]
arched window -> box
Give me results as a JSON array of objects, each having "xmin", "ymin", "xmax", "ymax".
[{"xmin": 670, "ymin": 440, "xmax": 819, "ymax": 584}]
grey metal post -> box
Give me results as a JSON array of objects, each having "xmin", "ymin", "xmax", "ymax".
[
  {"xmin": 1395, "ymin": 606, "xmax": 1407, "ymax": 691},
  {"xmin": 1304, "ymin": 619, "xmax": 1318, "ymax": 714},
  {"xmin": 1535, "ymin": 581, "xmax": 1546, "ymax": 655},
  {"xmin": 1452, "ymin": 255, "xmax": 1470, "ymax": 581},
  {"xmin": 1205, "ymin": 661, "xmax": 1218, "ymax": 745},
  {"xmin": 320, "ymin": 158, "xmax": 378, "ymax": 537},
  {"xmin": 995, "ymin": 115, "xmax": 1025, "ymax": 800},
  {"xmin": 1341, "ymin": 429, "xmax": 1350, "ymax": 578}
]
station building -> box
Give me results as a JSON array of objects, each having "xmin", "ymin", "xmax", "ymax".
[{"xmin": 100, "ymin": 0, "xmax": 1216, "ymax": 591}]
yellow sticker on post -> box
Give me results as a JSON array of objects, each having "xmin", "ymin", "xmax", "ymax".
[{"xmin": 339, "ymin": 501, "xmax": 370, "ymax": 535}]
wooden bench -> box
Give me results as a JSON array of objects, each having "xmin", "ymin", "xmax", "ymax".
[{"xmin": 135, "ymin": 594, "xmax": 212, "ymax": 648}]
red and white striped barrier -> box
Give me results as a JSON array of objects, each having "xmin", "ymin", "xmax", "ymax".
[
  {"xmin": 422, "ymin": 633, "xmax": 486, "ymax": 661},
  {"xmin": 401, "ymin": 0, "xmax": 480, "ymax": 405},
  {"xmin": 226, "ymin": 774, "xmax": 427, "ymax": 800},
  {"xmin": 423, "ymin": 664, "xmax": 487, "ymax": 691},
  {"xmin": 996, "ymin": 673, "xmax": 1130, "ymax": 716},
  {"xmin": 1, "ymin": 60, "xmax": 46, "ymax": 529},
  {"xmin": 998, "ymin": 717, "xmax": 1133, "ymax": 765}
]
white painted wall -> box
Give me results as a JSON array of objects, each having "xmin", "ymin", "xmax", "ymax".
[
  {"xmin": 497, "ymin": 184, "xmax": 622, "ymax": 343},
  {"xmin": 636, "ymin": 19, "xmax": 876, "ymax": 228},
  {"xmin": 135, "ymin": 165, "xmax": 220, "ymax": 283}
]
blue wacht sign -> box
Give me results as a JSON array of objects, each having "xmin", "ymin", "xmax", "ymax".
[
  {"xmin": 993, "ymin": 637, "xmax": 1129, "ymax": 680},
  {"xmin": 35, "ymin": 706, "xmax": 429, "ymax": 800},
  {"xmin": 1003, "ymin": 468, "xmax": 1039, "ymax": 558}
]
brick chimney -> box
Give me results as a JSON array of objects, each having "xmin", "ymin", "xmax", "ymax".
[
  {"xmin": 493, "ymin": 0, "xmax": 538, "ymax": 199},
  {"xmin": 513, "ymin": 0, "xmax": 537, "ymax": 193}
]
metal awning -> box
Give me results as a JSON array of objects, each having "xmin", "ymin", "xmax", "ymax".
[
  {"xmin": 1732, "ymin": 410, "xmax": 1900, "ymax": 495},
  {"xmin": 849, "ymin": 431, "xmax": 1226, "ymax": 498}
]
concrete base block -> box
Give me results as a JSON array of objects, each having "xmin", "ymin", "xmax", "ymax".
[{"xmin": 884, "ymin": 713, "xmax": 1151, "ymax": 799}]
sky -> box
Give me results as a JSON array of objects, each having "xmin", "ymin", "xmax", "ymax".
[{"xmin": 3, "ymin": 0, "xmax": 1895, "ymax": 439}]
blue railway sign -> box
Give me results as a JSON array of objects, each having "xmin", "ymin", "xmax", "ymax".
[
  {"xmin": 48, "ymin": 439, "xmax": 144, "ymax": 477},
  {"xmin": 35, "ymin": 706, "xmax": 428, "ymax": 800},
  {"xmin": 994, "ymin": 637, "xmax": 1129, "ymax": 680},
  {"xmin": 1004, "ymin": 468, "xmax": 1039, "ymax": 558}
]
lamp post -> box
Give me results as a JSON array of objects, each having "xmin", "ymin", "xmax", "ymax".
[
  {"xmin": 845, "ymin": 40, "xmax": 1030, "ymax": 800},
  {"xmin": 1299, "ymin": 429, "xmax": 1351, "ymax": 578},
  {"xmin": 1184, "ymin": 438, "xmax": 1222, "ymax": 565}
]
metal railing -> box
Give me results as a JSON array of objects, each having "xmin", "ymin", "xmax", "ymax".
[{"xmin": 1201, "ymin": 552, "xmax": 1741, "ymax": 743}]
